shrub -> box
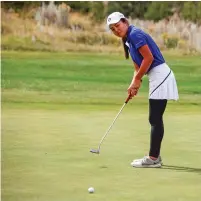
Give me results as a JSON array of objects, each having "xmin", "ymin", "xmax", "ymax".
[
  {"xmin": 90, "ymin": 2, "xmax": 105, "ymax": 22},
  {"xmin": 162, "ymin": 33, "xmax": 179, "ymax": 48}
]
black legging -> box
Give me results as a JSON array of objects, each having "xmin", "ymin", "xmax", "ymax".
[{"xmin": 149, "ymin": 99, "xmax": 167, "ymax": 158}]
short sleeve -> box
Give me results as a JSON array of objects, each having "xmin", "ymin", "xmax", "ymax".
[{"xmin": 130, "ymin": 32, "xmax": 147, "ymax": 49}]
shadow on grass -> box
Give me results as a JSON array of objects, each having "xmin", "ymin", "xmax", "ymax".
[{"xmin": 162, "ymin": 165, "xmax": 201, "ymax": 174}]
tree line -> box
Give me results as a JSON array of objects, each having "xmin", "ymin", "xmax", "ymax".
[{"xmin": 2, "ymin": 1, "xmax": 201, "ymax": 24}]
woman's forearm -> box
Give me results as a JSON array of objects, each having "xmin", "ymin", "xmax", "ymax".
[
  {"xmin": 134, "ymin": 62, "xmax": 140, "ymax": 72},
  {"xmin": 135, "ymin": 58, "xmax": 153, "ymax": 80},
  {"xmin": 132, "ymin": 62, "xmax": 139, "ymax": 83},
  {"xmin": 135, "ymin": 45, "xmax": 154, "ymax": 80}
]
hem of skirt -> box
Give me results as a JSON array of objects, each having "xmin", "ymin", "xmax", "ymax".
[{"xmin": 148, "ymin": 97, "xmax": 179, "ymax": 100}]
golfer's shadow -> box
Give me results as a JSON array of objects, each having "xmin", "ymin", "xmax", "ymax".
[{"xmin": 162, "ymin": 164, "xmax": 201, "ymax": 174}]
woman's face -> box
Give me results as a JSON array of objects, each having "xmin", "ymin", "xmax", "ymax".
[{"xmin": 109, "ymin": 20, "xmax": 128, "ymax": 38}]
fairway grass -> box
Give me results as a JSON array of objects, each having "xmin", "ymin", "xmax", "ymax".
[
  {"xmin": 2, "ymin": 51, "xmax": 201, "ymax": 201},
  {"xmin": 2, "ymin": 108, "xmax": 201, "ymax": 201}
]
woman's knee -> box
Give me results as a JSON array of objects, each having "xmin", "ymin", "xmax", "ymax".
[{"xmin": 149, "ymin": 114, "xmax": 162, "ymax": 126}]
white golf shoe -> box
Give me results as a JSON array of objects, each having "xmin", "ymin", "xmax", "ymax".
[
  {"xmin": 131, "ymin": 156, "xmax": 162, "ymax": 168},
  {"xmin": 132, "ymin": 156, "xmax": 163, "ymax": 164}
]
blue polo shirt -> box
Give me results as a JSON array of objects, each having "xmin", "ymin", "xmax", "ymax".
[{"xmin": 126, "ymin": 25, "xmax": 165, "ymax": 71}]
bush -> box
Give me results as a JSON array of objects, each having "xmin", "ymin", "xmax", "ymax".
[
  {"xmin": 181, "ymin": 2, "xmax": 201, "ymax": 24},
  {"xmin": 166, "ymin": 37, "xmax": 178, "ymax": 48},
  {"xmin": 145, "ymin": 2, "xmax": 173, "ymax": 22},
  {"xmin": 107, "ymin": 2, "xmax": 151, "ymax": 19},
  {"xmin": 89, "ymin": 2, "xmax": 106, "ymax": 22},
  {"xmin": 65, "ymin": 1, "xmax": 90, "ymax": 14},
  {"xmin": 163, "ymin": 34, "xmax": 179, "ymax": 49},
  {"xmin": 162, "ymin": 33, "xmax": 179, "ymax": 49}
]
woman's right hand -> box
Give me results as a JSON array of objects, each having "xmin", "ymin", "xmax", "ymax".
[
  {"xmin": 127, "ymin": 78, "xmax": 141, "ymax": 98},
  {"xmin": 127, "ymin": 83, "xmax": 137, "ymax": 98}
]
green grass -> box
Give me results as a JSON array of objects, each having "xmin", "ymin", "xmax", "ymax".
[
  {"xmin": 2, "ymin": 108, "xmax": 201, "ymax": 201},
  {"xmin": 2, "ymin": 51, "xmax": 201, "ymax": 106},
  {"xmin": 2, "ymin": 51, "xmax": 201, "ymax": 201}
]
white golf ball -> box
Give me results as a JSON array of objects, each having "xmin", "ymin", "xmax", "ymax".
[{"xmin": 88, "ymin": 187, "xmax": 94, "ymax": 193}]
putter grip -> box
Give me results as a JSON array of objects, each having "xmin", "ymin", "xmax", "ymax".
[{"xmin": 125, "ymin": 95, "xmax": 132, "ymax": 104}]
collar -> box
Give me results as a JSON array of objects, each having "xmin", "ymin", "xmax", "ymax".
[{"xmin": 125, "ymin": 25, "xmax": 134, "ymax": 43}]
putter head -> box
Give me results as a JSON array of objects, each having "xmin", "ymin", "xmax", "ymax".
[{"xmin": 90, "ymin": 148, "xmax": 100, "ymax": 154}]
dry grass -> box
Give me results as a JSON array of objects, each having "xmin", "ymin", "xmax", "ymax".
[
  {"xmin": 130, "ymin": 13, "xmax": 201, "ymax": 54},
  {"xmin": 1, "ymin": 9, "xmax": 122, "ymax": 53},
  {"xmin": 1, "ymin": 8, "xmax": 201, "ymax": 55}
]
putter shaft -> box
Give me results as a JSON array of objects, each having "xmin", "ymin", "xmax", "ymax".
[
  {"xmin": 90, "ymin": 95, "xmax": 131, "ymax": 154},
  {"xmin": 97, "ymin": 103, "xmax": 126, "ymax": 150}
]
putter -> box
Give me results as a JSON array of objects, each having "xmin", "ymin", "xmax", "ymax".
[{"xmin": 90, "ymin": 95, "xmax": 131, "ymax": 154}]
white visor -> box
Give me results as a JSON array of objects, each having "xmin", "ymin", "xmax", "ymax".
[{"xmin": 107, "ymin": 12, "xmax": 126, "ymax": 26}]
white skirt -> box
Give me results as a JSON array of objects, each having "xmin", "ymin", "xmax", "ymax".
[{"xmin": 147, "ymin": 63, "xmax": 179, "ymax": 100}]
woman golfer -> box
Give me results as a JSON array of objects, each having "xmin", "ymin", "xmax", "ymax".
[{"xmin": 107, "ymin": 12, "xmax": 179, "ymax": 168}]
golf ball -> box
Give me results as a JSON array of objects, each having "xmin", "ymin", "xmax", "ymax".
[{"xmin": 88, "ymin": 187, "xmax": 94, "ymax": 193}]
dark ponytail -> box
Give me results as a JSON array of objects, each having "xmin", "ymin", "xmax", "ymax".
[{"xmin": 122, "ymin": 38, "xmax": 129, "ymax": 59}]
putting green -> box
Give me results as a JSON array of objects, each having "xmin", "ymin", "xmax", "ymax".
[{"xmin": 2, "ymin": 107, "xmax": 201, "ymax": 201}]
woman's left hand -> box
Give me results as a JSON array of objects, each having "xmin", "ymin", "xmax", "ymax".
[{"xmin": 127, "ymin": 78, "xmax": 141, "ymax": 97}]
